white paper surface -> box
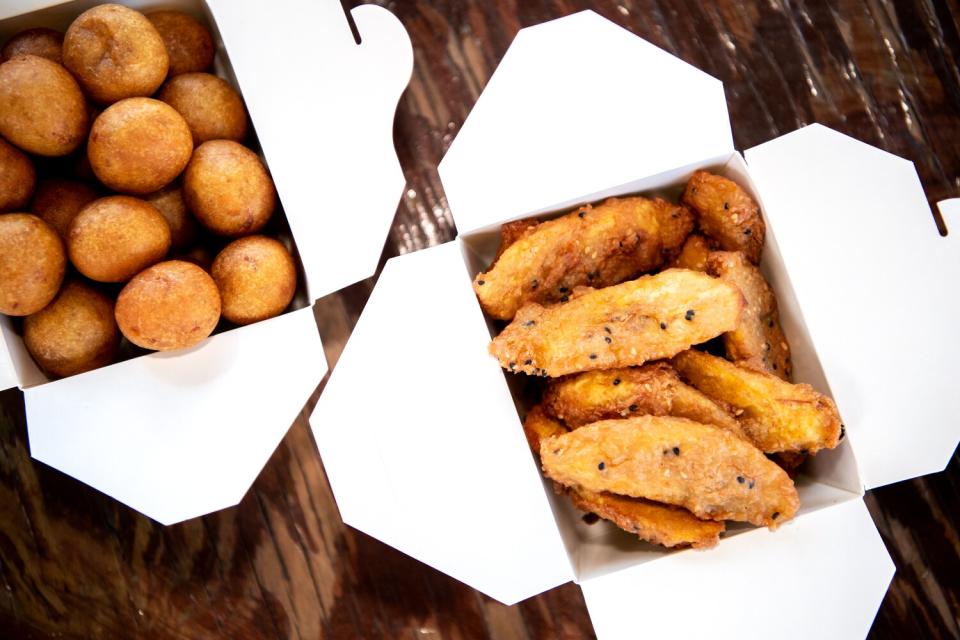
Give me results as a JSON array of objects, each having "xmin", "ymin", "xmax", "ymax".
[
  {"xmin": 26, "ymin": 307, "xmax": 326, "ymax": 525},
  {"xmin": 438, "ymin": 10, "xmax": 732, "ymax": 236},
  {"xmin": 582, "ymin": 498, "xmax": 894, "ymax": 640},
  {"xmin": 311, "ymin": 242, "xmax": 575, "ymax": 605},
  {"xmin": 208, "ymin": 0, "xmax": 412, "ymax": 300},
  {"xmin": 746, "ymin": 124, "xmax": 960, "ymax": 489}
]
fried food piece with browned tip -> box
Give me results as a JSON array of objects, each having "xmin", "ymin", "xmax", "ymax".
[
  {"xmin": 489, "ymin": 269, "xmax": 744, "ymax": 377},
  {"xmin": 706, "ymin": 251, "xmax": 791, "ymax": 379},
  {"xmin": 474, "ymin": 197, "xmax": 693, "ymax": 320},
  {"xmin": 673, "ymin": 350, "xmax": 841, "ymax": 454},
  {"xmin": 669, "ymin": 234, "xmax": 714, "ymax": 271},
  {"xmin": 542, "ymin": 363, "xmax": 746, "ymax": 440},
  {"xmin": 523, "ymin": 407, "xmax": 723, "ymax": 549},
  {"xmin": 541, "ymin": 416, "xmax": 799, "ymax": 528},
  {"xmin": 682, "ymin": 171, "xmax": 764, "ymax": 264}
]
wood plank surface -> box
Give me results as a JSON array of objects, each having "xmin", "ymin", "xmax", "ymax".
[{"xmin": 2, "ymin": 0, "xmax": 959, "ymax": 638}]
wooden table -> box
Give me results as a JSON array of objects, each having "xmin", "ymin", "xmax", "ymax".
[{"xmin": 2, "ymin": 1, "xmax": 959, "ymax": 637}]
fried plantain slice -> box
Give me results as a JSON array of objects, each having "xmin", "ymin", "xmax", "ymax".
[
  {"xmin": 541, "ymin": 416, "xmax": 799, "ymax": 528},
  {"xmin": 473, "ymin": 197, "xmax": 693, "ymax": 320},
  {"xmin": 523, "ymin": 407, "xmax": 723, "ymax": 549},
  {"xmin": 706, "ymin": 251, "xmax": 792, "ymax": 380},
  {"xmin": 673, "ymin": 350, "xmax": 841, "ymax": 454},
  {"xmin": 489, "ymin": 268, "xmax": 745, "ymax": 377},
  {"xmin": 669, "ymin": 233, "xmax": 714, "ymax": 271},
  {"xmin": 542, "ymin": 363, "xmax": 746, "ymax": 441},
  {"xmin": 681, "ymin": 171, "xmax": 765, "ymax": 264}
]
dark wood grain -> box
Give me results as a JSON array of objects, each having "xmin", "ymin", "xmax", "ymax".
[{"xmin": 2, "ymin": 1, "xmax": 959, "ymax": 638}]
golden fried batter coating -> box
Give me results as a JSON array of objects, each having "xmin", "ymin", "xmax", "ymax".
[
  {"xmin": 474, "ymin": 197, "xmax": 693, "ymax": 320},
  {"xmin": 568, "ymin": 489, "xmax": 723, "ymax": 549},
  {"xmin": 492, "ymin": 218, "xmax": 539, "ymax": 263},
  {"xmin": 523, "ymin": 407, "xmax": 723, "ymax": 549},
  {"xmin": 673, "ymin": 350, "xmax": 841, "ymax": 454},
  {"xmin": 2, "ymin": 28, "xmax": 63, "ymax": 64},
  {"xmin": 0, "ymin": 137, "xmax": 35, "ymax": 211},
  {"xmin": 541, "ymin": 416, "xmax": 799, "ymax": 528},
  {"xmin": 669, "ymin": 234, "xmax": 713, "ymax": 271},
  {"xmin": 0, "ymin": 213, "xmax": 65, "ymax": 316},
  {"xmin": 542, "ymin": 363, "xmax": 745, "ymax": 440},
  {"xmin": 146, "ymin": 10, "xmax": 214, "ymax": 76},
  {"xmin": 489, "ymin": 269, "xmax": 744, "ymax": 377},
  {"xmin": 682, "ymin": 171, "xmax": 764, "ymax": 264},
  {"xmin": 706, "ymin": 251, "xmax": 791, "ymax": 379}
]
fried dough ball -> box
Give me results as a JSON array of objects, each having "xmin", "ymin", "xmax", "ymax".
[
  {"xmin": 63, "ymin": 4, "xmax": 169, "ymax": 104},
  {"xmin": 158, "ymin": 73, "xmax": 248, "ymax": 145},
  {"xmin": 0, "ymin": 213, "xmax": 65, "ymax": 316},
  {"xmin": 30, "ymin": 179, "xmax": 98, "ymax": 238},
  {"xmin": 24, "ymin": 280, "xmax": 119, "ymax": 378},
  {"xmin": 212, "ymin": 236, "xmax": 296, "ymax": 325},
  {"xmin": 0, "ymin": 137, "xmax": 35, "ymax": 211},
  {"xmin": 184, "ymin": 141, "xmax": 275, "ymax": 236},
  {"xmin": 88, "ymin": 98, "xmax": 193, "ymax": 194},
  {"xmin": 143, "ymin": 182, "xmax": 197, "ymax": 249},
  {"xmin": 115, "ymin": 260, "xmax": 221, "ymax": 351},
  {"xmin": 146, "ymin": 10, "xmax": 214, "ymax": 76},
  {"xmin": 2, "ymin": 28, "xmax": 63, "ymax": 63},
  {"xmin": 0, "ymin": 55, "xmax": 88, "ymax": 156},
  {"xmin": 68, "ymin": 196, "xmax": 171, "ymax": 283}
]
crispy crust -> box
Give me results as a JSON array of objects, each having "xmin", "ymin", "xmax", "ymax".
[
  {"xmin": 542, "ymin": 363, "xmax": 746, "ymax": 441},
  {"xmin": 673, "ymin": 350, "xmax": 841, "ymax": 454},
  {"xmin": 682, "ymin": 171, "xmax": 764, "ymax": 264},
  {"xmin": 489, "ymin": 269, "xmax": 745, "ymax": 377},
  {"xmin": 541, "ymin": 416, "xmax": 799, "ymax": 528},
  {"xmin": 706, "ymin": 251, "xmax": 791, "ymax": 379},
  {"xmin": 523, "ymin": 407, "xmax": 723, "ymax": 548},
  {"xmin": 669, "ymin": 234, "xmax": 714, "ymax": 271},
  {"xmin": 474, "ymin": 197, "xmax": 693, "ymax": 320}
]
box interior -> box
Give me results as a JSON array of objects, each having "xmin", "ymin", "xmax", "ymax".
[
  {"xmin": 458, "ymin": 152, "xmax": 863, "ymax": 582},
  {"xmin": 0, "ymin": 0, "xmax": 311, "ymax": 390}
]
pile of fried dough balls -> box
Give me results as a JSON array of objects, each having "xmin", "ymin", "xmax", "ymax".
[{"xmin": 0, "ymin": 4, "xmax": 298, "ymax": 379}]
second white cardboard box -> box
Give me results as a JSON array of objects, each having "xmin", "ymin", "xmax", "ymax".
[
  {"xmin": 0, "ymin": 0, "xmax": 413, "ymax": 525},
  {"xmin": 311, "ymin": 10, "xmax": 960, "ymax": 638}
]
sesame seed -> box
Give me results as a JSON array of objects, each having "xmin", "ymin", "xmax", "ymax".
[
  {"xmin": 477, "ymin": 279, "xmax": 485, "ymax": 285},
  {"xmin": 531, "ymin": 279, "xmax": 539, "ymax": 290},
  {"xmin": 772, "ymin": 512, "xmax": 780, "ymax": 520},
  {"xmin": 660, "ymin": 321, "xmax": 667, "ymax": 330},
  {"xmin": 629, "ymin": 404, "xmax": 638, "ymax": 412},
  {"xmin": 524, "ymin": 320, "xmax": 536, "ymax": 327},
  {"xmin": 737, "ymin": 476, "xmax": 744, "ymax": 484},
  {"xmin": 768, "ymin": 319, "xmax": 774, "ymax": 328},
  {"xmin": 723, "ymin": 202, "xmax": 729, "ymax": 210},
  {"xmin": 685, "ymin": 309, "xmax": 695, "ymax": 321},
  {"xmin": 508, "ymin": 362, "xmax": 516, "ymax": 370},
  {"xmin": 598, "ymin": 461, "xmax": 605, "ymax": 470},
  {"xmin": 673, "ymin": 447, "xmax": 680, "ymax": 455},
  {"xmin": 613, "ymin": 378, "xmax": 621, "ymax": 386},
  {"xmin": 744, "ymin": 228, "xmax": 752, "ymax": 236},
  {"xmin": 579, "ymin": 211, "xmax": 586, "ymax": 218},
  {"xmin": 604, "ymin": 326, "xmax": 612, "ymax": 334},
  {"xmin": 560, "ymin": 295, "xmax": 569, "ymax": 303},
  {"xmin": 524, "ymin": 359, "xmax": 532, "ymax": 365},
  {"xmin": 748, "ymin": 480, "xmax": 755, "ymax": 489},
  {"xmin": 589, "ymin": 353, "xmax": 598, "ymax": 360},
  {"xmin": 839, "ymin": 424, "xmax": 846, "ymax": 440},
  {"xmin": 604, "ymin": 336, "xmax": 612, "ymax": 344},
  {"xmin": 559, "ymin": 287, "xmax": 569, "ymax": 293}
]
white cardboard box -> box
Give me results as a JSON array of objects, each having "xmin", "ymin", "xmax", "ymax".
[
  {"xmin": 311, "ymin": 11, "xmax": 960, "ymax": 638},
  {"xmin": 0, "ymin": 0, "xmax": 413, "ymax": 525}
]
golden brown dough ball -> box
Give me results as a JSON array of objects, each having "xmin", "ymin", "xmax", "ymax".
[
  {"xmin": 115, "ymin": 260, "xmax": 220, "ymax": 351},
  {"xmin": 143, "ymin": 182, "xmax": 197, "ymax": 250},
  {"xmin": 31, "ymin": 179, "xmax": 98, "ymax": 238},
  {"xmin": 158, "ymin": 73, "xmax": 248, "ymax": 145},
  {"xmin": 1, "ymin": 28, "xmax": 63, "ymax": 63},
  {"xmin": 24, "ymin": 280, "xmax": 119, "ymax": 378},
  {"xmin": 212, "ymin": 236, "xmax": 297, "ymax": 325},
  {"xmin": 183, "ymin": 141, "xmax": 275, "ymax": 236},
  {"xmin": 88, "ymin": 98, "xmax": 193, "ymax": 195},
  {"xmin": 0, "ymin": 137, "xmax": 35, "ymax": 211},
  {"xmin": 146, "ymin": 10, "xmax": 214, "ymax": 76},
  {"xmin": 0, "ymin": 213, "xmax": 65, "ymax": 316},
  {"xmin": 63, "ymin": 4, "xmax": 169, "ymax": 104},
  {"xmin": 0, "ymin": 55, "xmax": 88, "ymax": 156},
  {"xmin": 68, "ymin": 196, "xmax": 171, "ymax": 283}
]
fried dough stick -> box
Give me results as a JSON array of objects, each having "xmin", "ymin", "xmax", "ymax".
[
  {"xmin": 523, "ymin": 407, "xmax": 723, "ymax": 549},
  {"xmin": 682, "ymin": 171, "xmax": 765, "ymax": 264},
  {"xmin": 541, "ymin": 416, "xmax": 799, "ymax": 528},
  {"xmin": 542, "ymin": 363, "xmax": 746, "ymax": 440},
  {"xmin": 474, "ymin": 197, "xmax": 693, "ymax": 320},
  {"xmin": 673, "ymin": 350, "xmax": 841, "ymax": 454},
  {"xmin": 490, "ymin": 269, "xmax": 744, "ymax": 377},
  {"xmin": 706, "ymin": 251, "xmax": 792, "ymax": 380}
]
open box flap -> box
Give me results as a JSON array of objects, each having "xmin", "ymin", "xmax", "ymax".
[
  {"xmin": 745, "ymin": 124, "xmax": 960, "ymax": 490},
  {"xmin": 437, "ymin": 10, "xmax": 733, "ymax": 236},
  {"xmin": 207, "ymin": 0, "xmax": 412, "ymax": 300},
  {"xmin": 581, "ymin": 498, "xmax": 893, "ymax": 640},
  {"xmin": 25, "ymin": 306, "xmax": 326, "ymax": 525},
  {"xmin": 311, "ymin": 242, "xmax": 574, "ymax": 605}
]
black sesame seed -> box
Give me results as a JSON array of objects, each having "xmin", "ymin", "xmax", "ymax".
[
  {"xmin": 629, "ymin": 404, "xmax": 638, "ymax": 412},
  {"xmin": 604, "ymin": 336, "xmax": 612, "ymax": 344},
  {"xmin": 604, "ymin": 326, "xmax": 612, "ymax": 334},
  {"xmin": 772, "ymin": 364, "xmax": 778, "ymax": 370},
  {"xmin": 744, "ymin": 228, "xmax": 752, "ymax": 236},
  {"xmin": 598, "ymin": 461, "xmax": 606, "ymax": 470},
  {"xmin": 685, "ymin": 309, "xmax": 695, "ymax": 321},
  {"xmin": 839, "ymin": 424, "xmax": 846, "ymax": 440},
  {"xmin": 768, "ymin": 319, "xmax": 774, "ymax": 328},
  {"xmin": 772, "ymin": 511, "xmax": 780, "ymax": 520},
  {"xmin": 587, "ymin": 271, "xmax": 595, "ymax": 280},
  {"xmin": 541, "ymin": 370, "xmax": 549, "ymax": 377},
  {"xmin": 748, "ymin": 480, "xmax": 755, "ymax": 489},
  {"xmin": 613, "ymin": 378, "xmax": 621, "ymax": 386},
  {"xmin": 737, "ymin": 476, "xmax": 744, "ymax": 484},
  {"xmin": 723, "ymin": 202, "xmax": 729, "ymax": 210},
  {"xmin": 531, "ymin": 279, "xmax": 539, "ymax": 290},
  {"xmin": 671, "ymin": 211, "xmax": 680, "ymax": 219},
  {"xmin": 477, "ymin": 279, "xmax": 485, "ymax": 285},
  {"xmin": 560, "ymin": 295, "xmax": 569, "ymax": 303},
  {"xmin": 579, "ymin": 210, "xmax": 586, "ymax": 218},
  {"xmin": 524, "ymin": 359, "xmax": 532, "ymax": 365},
  {"xmin": 673, "ymin": 447, "xmax": 680, "ymax": 456},
  {"xmin": 524, "ymin": 320, "xmax": 536, "ymax": 327},
  {"xmin": 559, "ymin": 287, "xmax": 569, "ymax": 293},
  {"xmin": 764, "ymin": 342, "xmax": 771, "ymax": 352},
  {"xmin": 589, "ymin": 353, "xmax": 598, "ymax": 360},
  {"xmin": 509, "ymin": 362, "xmax": 516, "ymax": 370},
  {"xmin": 660, "ymin": 321, "xmax": 667, "ymax": 330}
]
